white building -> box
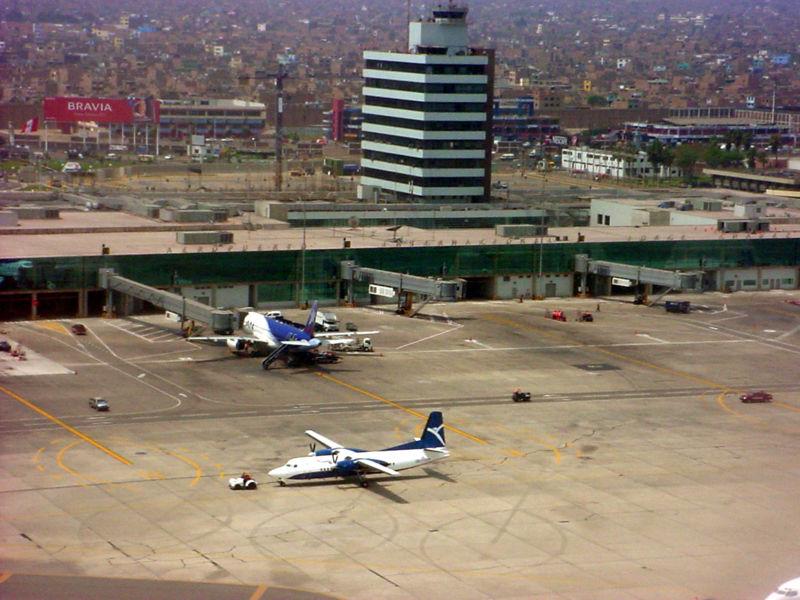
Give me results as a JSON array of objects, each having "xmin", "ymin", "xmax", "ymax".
[
  {"xmin": 562, "ymin": 146, "xmax": 682, "ymax": 180},
  {"xmin": 358, "ymin": 5, "xmax": 493, "ymax": 202}
]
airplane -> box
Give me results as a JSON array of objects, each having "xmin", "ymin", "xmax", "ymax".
[
  {"xmin": 268, "ymin": 411, "xmax": 449, "ymax": 487},
  {"xmin": 188, "ymin": 301, "xmax": 377, "ymax": 370}
]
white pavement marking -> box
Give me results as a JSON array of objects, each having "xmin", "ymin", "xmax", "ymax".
[
  {"xmin": 777, "ymin": 323, "xmax": 800, "ymax": 340},
  {"xmin": 389, "ymin": 338, "xmax": 747, "ymax": 354},
  {"xmin": 465, "ymin": 338, "xmax": 493, "ymax": 349},
  {"xmin": 709, "ymin": 312, "xmax": 748, "ymax": 323},
  {"xmin": 636, "ymin": 333, "xmax": 668, "ymax": 344},
  {"xmin": 395, "ymin": 323, "xmax": 463, "ymax": 350},
  {"xmin": 19, "ymin": 325, "xmax": 185, "ymax": 414}
]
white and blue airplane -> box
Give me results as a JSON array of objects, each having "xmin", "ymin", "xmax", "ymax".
[
  {"xmin": 189, "ymin": 301, "xmax": 374, "ymax": 369},
  {"xmin": 268, "ymin": 411, "xmax": 449, "ymax": 487}
]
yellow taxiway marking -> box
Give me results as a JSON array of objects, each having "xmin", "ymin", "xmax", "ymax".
[
  {"xmin": 775, "ymin": 401, "xmax": 800, "ymax": 413},
  {"xmin": 56, "ymin": 440, "xmax": 92, "ymax": 486},
  {"xmin": 316, "ymin": 372, "xmax": 488, "ymax": 445},
  {"xmin": 166, "ymin": 450, "xmax": 203, "ymax": 486},
  {"xmin": 0, "ymin": 384, "xmax": 132, "ymax": 466},
  {"xmin": 0, "ymin": 572, "xmax": 11, "ymax": 584},
  {"xmin": 33, "ymin": 321, "xmax": 71, "ymax": 335},
  {"xmin": 249, "ymin": 584, "xmax": 269, "ymax": 600}
]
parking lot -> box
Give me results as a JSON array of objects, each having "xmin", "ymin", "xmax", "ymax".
[{"xmin": 1, "ymin": 292, "xmax": 800, "ymax": 599}]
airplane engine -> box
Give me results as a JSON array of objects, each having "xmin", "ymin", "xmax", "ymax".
[
  {"xmin": 227, "ymin": 338, "xmax": 248, "ymax": 354},
  {"xmin": 335, "ymin": 459, "xmax": 357, "ymax": 473}
]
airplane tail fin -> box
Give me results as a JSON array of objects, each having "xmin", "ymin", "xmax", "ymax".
[
  {"xmin": 383, "ymin": 411, "xmax": 446, "ymax": 451},
  {"xmin": 303, "ymin": 301, "xmax": 318, "ymax": 336},
  {"xmin": 419, "ymin": 411, "xmax": 446, "ymax": 448}
]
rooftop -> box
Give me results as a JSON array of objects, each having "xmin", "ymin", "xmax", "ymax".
[{"xmin": 2, "ymin": 210, "xmax": 799, "ymax": 259}]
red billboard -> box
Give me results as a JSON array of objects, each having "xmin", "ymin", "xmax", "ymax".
[{"xmin": 43, "ymin": 97, "xmax": 160, "ymax": 125}]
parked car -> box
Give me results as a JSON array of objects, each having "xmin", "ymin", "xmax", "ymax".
[
  {"xmin": 665, "ymin": 300, "xmax": 690, "ymax": 314},
  {"xmin": 71, "ymin": 323, "xmax": 87, "ymax": 335},
  {"xmin": 740, "ymin": 391, "xmax": 772, "ymax": 403},
  {"xmin": 512, "ymin": 390, "xmax": 531, "ymax": 402},
  {"xmin": 89, "ymin": 397, "xmax": 109, "ymax": 411}
]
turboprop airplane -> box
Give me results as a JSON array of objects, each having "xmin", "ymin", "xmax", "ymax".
[
  {"xmin": 188, "ymin": 301, "xmax": 377, "ymax": 369},
  {"xmin": 268, "ymin": 411, "xmax": 449, "ymax": 487}
]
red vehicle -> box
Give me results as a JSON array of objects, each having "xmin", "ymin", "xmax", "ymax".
[
  {"xmin": 70, "ymin": 323, "xmax": 87, "ymax": 335},
  {"xmin": 740, "ymin": 391, "xmax": 773, "ymax": 403},
  {"xmin": 551, "ymin": 310, "xmax": 567, "ymax": 322}
]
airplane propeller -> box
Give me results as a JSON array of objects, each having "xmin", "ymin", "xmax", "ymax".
[{"xmin": 309, "ymin": 442, "xmax": 316, "ymax": 453}]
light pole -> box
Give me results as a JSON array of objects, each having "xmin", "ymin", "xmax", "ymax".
[{"xmin": 300, "ymin": 203, "xmax": 307, "ymax": 308}]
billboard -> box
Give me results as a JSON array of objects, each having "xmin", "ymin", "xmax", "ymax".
[{"xmin": 43, "ymin": 97, "xmax": 160, "ymax": 125}]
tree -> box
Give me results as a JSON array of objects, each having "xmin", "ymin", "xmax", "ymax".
[
  {"xmin": 674, "ymin": 144, "xmax": 701, "ymax": 183},
  {"xmin": 769, "ymin": 134, "xmax": 781, "ymax": 158},
  {"xmin": 744, "ymin": 146, "xmax": 757, "ymax": 170},
  {"xmin": 756, "ymin": 150, "xmax": 768, "ymax": 170},
  {"xmin": 587, "ymin": 95, "xmax": 607, "ymax": 107},
  {"xmin": 646, "ymin": 139, "xmax": 672, "ymax": 179}
]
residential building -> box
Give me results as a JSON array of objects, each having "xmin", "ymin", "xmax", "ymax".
[
  {"xmin": 358, "ymin": 4, "xmax": 494, "ymax": 203},
  {"xmin": 562, "ymin": 146, "xmax": 682, "ymax": 179},
  {"xmin": 492, "ymin": 96, "xmax": 560, "ymax": 144},
  {"xmin": 325, "ymin": 99, "xmax": 362, "ymax": 143},
  {"xmin": 158, "ymin": 98, "xmax": 266, "ymax": 140}
]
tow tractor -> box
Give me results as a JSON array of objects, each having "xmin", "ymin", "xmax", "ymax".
[
  {"xmin": 229, "ymin": 472, "xmax": 258, "ymax": 490},
  {"xmin": 550, "ymin": 310, "xmax": 567, "ymax": 322}
]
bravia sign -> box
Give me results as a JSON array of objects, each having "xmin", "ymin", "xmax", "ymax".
[{"xmin": 44, "ymin": 97, "xmax": 160, "ymax": 124}]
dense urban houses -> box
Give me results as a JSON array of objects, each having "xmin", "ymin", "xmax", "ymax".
[{"xmin": 358, "ymin": 5, "xmax": 494, "ymax": 203}]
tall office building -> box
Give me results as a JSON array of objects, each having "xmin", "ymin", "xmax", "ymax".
[{"xmin": 359, "ymin": 4, "xmax": 494, "ymax": 203}]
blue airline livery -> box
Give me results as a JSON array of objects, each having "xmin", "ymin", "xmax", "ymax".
[{"xmin": 268, "ymin": 412, "xmax": 449, "ymax": 487}]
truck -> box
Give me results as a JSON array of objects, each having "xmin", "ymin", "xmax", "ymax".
[{"xmin": 315, "ymin": 311, "xmax": 339, "ymax": 332}]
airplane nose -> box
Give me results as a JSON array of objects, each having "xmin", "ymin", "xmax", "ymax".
[{"xmin": 268, "ymin": 467, "xmax": 283, "ymax": 478}]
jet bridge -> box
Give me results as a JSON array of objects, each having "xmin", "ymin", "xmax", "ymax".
[
  {"xmin": 574, "ymin": 254, "xmax": 704, "ymax": 299},
  {"xmin": 98, "ymin": 268, "xmax": 236, "ymax": 333},
  {"xmin": 340, "ymin": 261, "xmax": 462, "ymax": 315}
]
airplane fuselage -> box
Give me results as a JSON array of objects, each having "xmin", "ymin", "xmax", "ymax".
[
  {"xmin": 268, "ymin": 448, "xmax": 448, "ymax": 483},
  {"xmin": 240, "ymin": 312, "xmax": 321, "ymax": 353}
]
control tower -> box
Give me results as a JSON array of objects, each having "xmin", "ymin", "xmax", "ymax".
[{"xmin": 359, "ymin": 4, "xmax": 494, "ymax": 203}]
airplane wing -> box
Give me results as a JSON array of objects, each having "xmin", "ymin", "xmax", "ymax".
[
  {"xmin": 354, "ymin": 458, "xmax": 400, "ymax": 477},
  {"xmin": 187, "ymin": 335, "xmax": 258, "ymax": 344},
  {"xmin": 305, "ymin": 430, "xmax": 343, "ymax": 449},
  {"xmin": 315, "ymin": 330, "xmax": 380, "ymax": 339},
  {"xmin": 281, "ymin": 339, "xmax": 317, "ymax": 347}
]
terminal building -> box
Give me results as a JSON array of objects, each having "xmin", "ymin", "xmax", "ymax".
[{"xmin": 358, "ymin": 4, "xmax": 494, "ymax": 203}]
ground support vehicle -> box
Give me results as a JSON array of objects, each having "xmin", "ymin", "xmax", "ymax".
[
  {"xmin": 229, "ymin": 474, "xmax": 257, "ymax": 490},
  {"xmin": 512, "ymin": 390, "xmax": 531, "ymax": 402}
]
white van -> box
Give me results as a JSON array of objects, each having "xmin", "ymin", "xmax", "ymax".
[
  {"xmin": 315, "ymin": 311, "xmax": 339, "ymax": 332},
  {"xmin": 499, "ymin": 153, "xmax": 515, "ymax": 161},
  {"xmin": 61, "ymin": 161, "xmax": 82, "ymax": 173}
]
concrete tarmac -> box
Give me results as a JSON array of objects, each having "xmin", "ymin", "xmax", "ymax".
[{"xmin": 1, "ymin": 292, "xmax": 800, "ymax": 599}]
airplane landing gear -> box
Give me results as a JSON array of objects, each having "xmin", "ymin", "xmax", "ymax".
[{"xmin": 278, "ymin": 480, "xmax": 286, "ymax": 487}]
